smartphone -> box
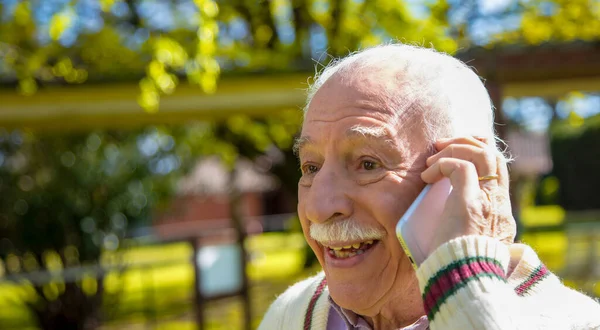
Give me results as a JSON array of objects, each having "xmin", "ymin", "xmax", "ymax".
[{"xmin": 395, "ymin": 178, "xmax": 452, "ymax": 270}]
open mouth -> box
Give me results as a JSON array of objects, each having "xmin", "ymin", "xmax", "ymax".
[{"xmin": 324, "ymin": 240, "xmax": 379, "ymax": 259}]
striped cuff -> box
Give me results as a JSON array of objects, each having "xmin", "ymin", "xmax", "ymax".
[
  {"xmin": 514, "ymin": 264, "xmax": 549, "ymax": 296},
  {"xmin": 416, "ymin": 236, "xmax": 511, "ymax": 321}
]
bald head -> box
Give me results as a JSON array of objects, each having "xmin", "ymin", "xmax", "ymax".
[{"xmin": 305, "ymin": 44, "xmax": 501, "ymax": 153}]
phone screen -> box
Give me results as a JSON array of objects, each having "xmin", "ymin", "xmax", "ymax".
[{"xmin": 395, "ymin": 178, "xmax": 452, "ymax": 270}]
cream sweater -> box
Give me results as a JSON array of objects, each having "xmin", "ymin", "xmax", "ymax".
[{"xmin": 259, "ymin": 236, "xmax": 600, "ymax": 330}]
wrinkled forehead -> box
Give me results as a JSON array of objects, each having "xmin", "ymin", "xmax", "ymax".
[{"xmin": 302, "ymin": 70, "xmax": 423, "ymax": 135}]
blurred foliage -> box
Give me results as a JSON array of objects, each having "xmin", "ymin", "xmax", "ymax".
[
  {"xmin": 0, "ymin": 128, "xmax": 196, "ymax": 261},
  {"xmin": 0, "ymin": 109, "xmax": 301, "ymax": 329},
  {"xmin": 550, "ymin": 112, "xmax": 600, "ymax": 210},
  {"xmin": 534, "ymin": 174, "xmax": 561, "ymax": 206},
  {"xmin": 496, "ymin": 0, "xmax": 600, "ymax": 45},
  {"xmin": 445, "ymin": 0, "xmax": 600, "ymax": 47},
  {"xmin": 0, "ymin": 0, "xmax": 457, "ymax": 111},
  {"xmin": 2, "ymin": 0, "xmax": 598, "ymax": 108},
  {"xmin": 0, "ymin": 126, "xmax": 202, "ymax": 329}
]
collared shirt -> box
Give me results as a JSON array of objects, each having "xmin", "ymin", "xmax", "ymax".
[{"xmin": 327, "ymin": 297, "xmax": 430, "ymax": 330}]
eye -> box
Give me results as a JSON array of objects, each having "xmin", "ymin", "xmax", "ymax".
[
  {"xmin": 302, "ymin": 164, "xmax": 320, "ymax": 174},
  {"xmin": 361, "ymin": 160, "xmax": 379, "ymax": 171}
]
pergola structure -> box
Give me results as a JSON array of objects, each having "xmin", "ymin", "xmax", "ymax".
[
  {"xmin": 1, "ymin": 42, "xmax": 599, "ymax": 132},
  {"xmin": 458, "ymin": 42, "xmax": 600, "ymax": 138},
  {"xmin": 0, "ymin": 73, "xmax": 309, "ymax": 131}
]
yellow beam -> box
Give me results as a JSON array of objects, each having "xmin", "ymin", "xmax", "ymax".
[
  {"xmin": 503, "ymin": 77, "xmax": 600, "ymax": 98},
  {"xmin": 2, "ymin": 72, "xmax": 599, "ymax": 131},
  {"xmin": 0, "ymin": 74, "xmax": 310, "ymax": 131}
]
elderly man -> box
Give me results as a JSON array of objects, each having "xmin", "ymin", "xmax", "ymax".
[{"xmin": 259, "ymin": 44, "xmax": 600, "ymax": 330}]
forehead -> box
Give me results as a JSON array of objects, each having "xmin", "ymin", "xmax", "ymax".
[
  {"xmin": 302, "ymin": 72, "xmax": 420, "ymax": 136},
  {"xmin": 305, "ymin": 72, "xmax": 394, "ymax": 123}
]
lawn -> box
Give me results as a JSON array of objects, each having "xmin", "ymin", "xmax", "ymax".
[
  {"xmin": 520, "ymin": 205, "xmax": 566, "ymax": 228},
  {"xmin": 519, "ymin": 205, "xmax": 600, "ymax": 297},
  {"xmin": 0, "ymin": 232, "xmax": 311, "ymax": 330}
]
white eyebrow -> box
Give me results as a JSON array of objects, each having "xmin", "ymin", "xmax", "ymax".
[
  {"xmin": 293, "ymin": 125, "xmax": 396, "ymax": 158},
  {"xmin": 293, "ymin": 136, "xmax": 311, "ymax": 156},
  {"xmin": 347, "ymin": 125, "xmax": 398, "ymax": 150},
  {"xmin": 347, "ymin": 125, "xmax": 389, "ymax": 138}
]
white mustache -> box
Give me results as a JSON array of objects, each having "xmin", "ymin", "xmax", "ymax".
[{"xmin": 309, "ymin": 219, "xmax": 385, "ymax": 243}]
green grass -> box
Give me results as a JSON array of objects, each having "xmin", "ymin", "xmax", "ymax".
[
  {"xmin": 520, "ymin": 205, "xmax": 565, "ymax": 228},
  {"xmin": 519, "ymin": 205, "xmax": 570, "ymax": 271},
  {"xmin": 0, "ymin": 232, "xmax": 309, "ymax": 330},
  {"xmin": 520, "ymin": 231, "xmax": 568, "ymax": 270},
  {"xmin": 519, "ymin": 205, "xmax": 600, "ymax": 299}
]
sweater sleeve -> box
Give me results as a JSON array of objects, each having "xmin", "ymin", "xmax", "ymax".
[
  {"xmin": 416, "ymin": 235, "xmax": 600, "ymax": 330},
  {"xmin": 416, "ymin": 236, "xmax": 535, "ymax": 330}
]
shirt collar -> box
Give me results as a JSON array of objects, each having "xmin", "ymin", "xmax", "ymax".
[{"xmin": 328, "ymin": 296, "xmax": 430, "ymax": 330}]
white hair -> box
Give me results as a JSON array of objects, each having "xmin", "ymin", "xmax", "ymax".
[{"xmin": 304, "ymin": 43, "xmax": 510, "ymax": 160}]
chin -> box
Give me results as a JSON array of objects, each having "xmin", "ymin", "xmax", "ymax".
[
  {"xmin": 327, "ymin": 273, "xmax": 388, "ymax": 315},
  {"xmin": 320, "ymin": 240, "xmax": 392, "ymax": 314}
]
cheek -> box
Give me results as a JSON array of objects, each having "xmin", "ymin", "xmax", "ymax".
[
  {"xmin": 297, "ymin": 186, "xmax": 307, "ymax": 223},
  {"xmin": 297, "ymin": 199, "xmax": 310, "ymax": 238},
  {"xmin": 297, "ymin": 198, "xmax": 325, "ymax": 263}
]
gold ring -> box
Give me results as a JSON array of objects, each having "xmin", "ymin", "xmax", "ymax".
[{"xmin": 478, "ymin": 175, "xmax": 499, "ymax": 181}]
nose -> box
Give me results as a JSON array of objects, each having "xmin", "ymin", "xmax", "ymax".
[{"xmin": 302, "ymin": 165, "xmax": 353, "ymax": 224}]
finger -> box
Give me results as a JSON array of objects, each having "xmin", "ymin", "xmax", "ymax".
[
  {"xmin": 421, "ymin": 158, "xmax": 480, "ymax": 196},
  {"xmin": 426, "ymin": 144, "xmax": 497, "ymax": 179},
  {"xmin": 493, "ymin": 154, "xmax": 516, "ymax": 243},
  {"xmin": 435, "ymin": 136, "xmax": 488, "ymax": 151},
  {"xmin": 496, "ymin": 153, "xmax": 510, "ymax": 190}
]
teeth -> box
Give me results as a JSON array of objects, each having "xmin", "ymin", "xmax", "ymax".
[
  {"xmin": 332, "ymin": 250, "xmax": 357, "ymax": 258},
  {"xmin": 327, "ymin": 240, "xmax": 377, "ymax": 256},
  {"xmin": 331, "ymin": 248, "xmax": 360, "ymax": 258}
]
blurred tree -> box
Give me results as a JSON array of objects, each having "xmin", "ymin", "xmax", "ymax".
[
  {"xmin": 0, "ymin": 126, "xmax": 204, "ymax": 329},
  {"xmin": 0, "ymin": 111, "xmax": 302, "ymax": 329},
  {"xmin": 498, "ymin": 0, "xmax": 600, "ymax": 45},
  {"xmin": 0, "ymin": 0, "xmax": 456, "ymax": 111},
  {"xmin": 2, "ymin": 0, "xmax": 598, "ymax": 110},
  {"xmin": 445, "ymin": 0, "xmax": 600, "ymax": 47},
  {"xmin": 549, "ymin": 113, "xmax": 600, "ymax": 210}
]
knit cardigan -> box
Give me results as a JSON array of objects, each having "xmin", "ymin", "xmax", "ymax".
[{"xmin": 259, "ymin": 235, "xmax": 600, "ymax": 330}]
